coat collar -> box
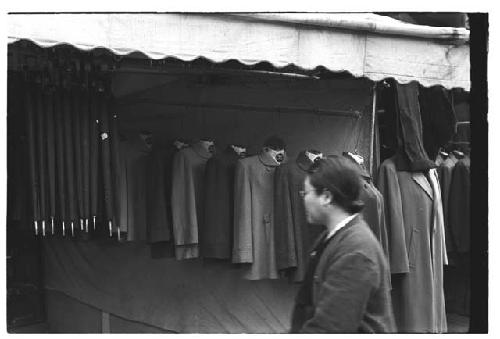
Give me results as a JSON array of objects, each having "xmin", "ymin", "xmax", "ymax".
[
  {"xmin": 411, "ymin": 172, "xmax": 434, "ymax": 201},
  {"xmin": 191, "ymin": 141, "xmax": 214, "ymax": 159},
  {"xmin": 296, "ymin": 151, "xmax": 315, "ymax": 172},
  {"xmin": 258, "ymin": 150, "xmax": 281, "ymax": 167}
]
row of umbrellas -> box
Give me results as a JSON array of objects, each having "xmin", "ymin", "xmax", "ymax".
[{"xmin": 24, "ymin": 78, "xmax": 122, "ymax": 238}]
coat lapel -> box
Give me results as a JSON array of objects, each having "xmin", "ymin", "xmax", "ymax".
[{"xmin": 411, "ymin": 172, "xmax": 434, "ymax": 201}]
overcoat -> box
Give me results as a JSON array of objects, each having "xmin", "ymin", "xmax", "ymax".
[
  {"xmin": 171, "ymin": 142, "xmax": 213, "ymax": 259},
  {"xmin": 119, "ymin": 135, "xmax": 152, "ymax": 241},
  {"xmin": 437, "ymin": 155, "xmax": 458, "ymax": 256},
  {"xmin": 377, "ymin": 156, "xmax": 447, "ymax": 333},
  {"xmin": 291, "ymin": 215, "xmax": 395, "ymax": 333},
  {"xmin": 202, "ymin": 147, "xmax": 242, "ymax": 259},
  {"xmin": 232, "ymin": 151, "xmax": 280, "ymax": 280},
  {"xmin": 274, "ymin": 151, "xmax": 323, "ymax": 282},
  {"xmin": 146, "ymin": 145, "xmax": 176, "ymax": 243},
  {"xmin": 448, "ymin": 156, "xmax": 470, "ymax": 254},
  {"xmin": 358, "ymin": 174, "xmax": 389, "ymax": 259}
]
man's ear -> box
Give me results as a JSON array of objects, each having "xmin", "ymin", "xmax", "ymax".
[{"xmin": 320, "ymin": 190, "xmax": 333, "ymax": 206}]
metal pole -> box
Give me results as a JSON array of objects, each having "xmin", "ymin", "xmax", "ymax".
[
  {"xmin": 370, "ymin": 84, "xmax": 377, "ymax": 176},
  {"xmin": 117, "ymin": 100, "xmax": 361, "ymax": 118}
]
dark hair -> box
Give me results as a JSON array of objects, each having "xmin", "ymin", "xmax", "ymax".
[
  {"xmin": 308, "ymin": 155, "xmax": 364, "ymax": 214},
  {"xmin": 263, "ymin": 136, "xmax": 286, "ymax": 150}
]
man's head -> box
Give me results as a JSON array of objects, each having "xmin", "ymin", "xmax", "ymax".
[{"xmin": 302, "ymin": 155, "xmax": 364, "ymax": 224}]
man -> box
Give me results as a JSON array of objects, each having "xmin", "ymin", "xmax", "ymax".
[{"xmin": 290, "ymin": 156, "xmax": 395, "ymax": 333}]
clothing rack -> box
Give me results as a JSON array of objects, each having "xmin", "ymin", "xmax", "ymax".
[
  {"xmin": 112, "ymin": 65, "xmax": 319, "ymax": 80},
  {"xmin": 117, "ymin": 99, "xmax": 362, "ymax": 118}
]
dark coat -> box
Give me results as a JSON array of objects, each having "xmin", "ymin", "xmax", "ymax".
[
  {"xmin": 359, "ymin": 176, "xmax": 389, "ymax": 259},
  {"xmin": 171, "ymin": 142, "xmax": 213, "ymax": 259},
  {"xmin": 377, "ymin": 156, "xmax": 447, "ymax": 333},
  {"xmin": 448, "ymin": 156, "xmax": 470, "ymax": 254},
  {"xmin": 233, "ymin": 152, "xmax": 280, "ymax": 280},
  {"xmin": 291, "ymin": 216, "xmax": 396, "ymax": 333},
  {"xmin": 437, "ymin": 155, "xmax": 458, "ymax": 256},
  {"xmin": 394, "ymin": 82, "xmax": 436, "ymax": 171},
  {"xmin": 274, "ymin": 151, "xmax": 323, "ymax": 282},
  {"xmin": 202, "ymin": 148, "xmax": 242, "ymax": 259},
  {"xmin": 146, "ymin": 145, "xmax": 176, "ymax": 243},
  {"xmin": 119, "ymin": 135, "xmax": 152, "ymax": 241}
]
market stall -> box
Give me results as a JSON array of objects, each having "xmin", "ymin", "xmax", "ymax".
[{"xmin": 7, "ymin": 13, "xmax": 471, "ymax": 333}]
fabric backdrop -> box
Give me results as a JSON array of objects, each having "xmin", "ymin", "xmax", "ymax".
[{"xmin": 42, "ymin": 238, "xmax": 299, "ymax": 333}]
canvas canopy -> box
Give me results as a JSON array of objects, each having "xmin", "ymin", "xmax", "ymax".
[{"xmin": 8, "ymin": 13, "xmax": 470, "ymax": 90}]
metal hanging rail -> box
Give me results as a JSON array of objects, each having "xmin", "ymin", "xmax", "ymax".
[
  {"xmin": 116, "ymin": 99, "xmax": 362, "ymax": 118},
  {"xmin": 112, "ymin": 65, "xmax": 319, "ymax": 80}
]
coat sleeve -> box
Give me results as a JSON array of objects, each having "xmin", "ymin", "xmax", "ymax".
[
  {"xmin": 171, "ymin": 150, "xmax": 198, "ymax": 246},
  {"xmin": 374, "ymin": 186, "xmax": 390, "ymax": 261},
  {"xmin": 274, "ymin": 166, "xmax": 297, "ymax": 270},
  {"xmin": 299, "ymin": 252, "xmax": 379, "ymax": 333},
  {"xmin": 377, "ymin": 160, "xmax": 409, "ymax": 274},
  {"xmin": 232, "ymin": 160, "xmax": 253, "ymax": 263}
]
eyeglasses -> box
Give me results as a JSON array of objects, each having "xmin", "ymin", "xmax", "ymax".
[{"xmin": 299, "ymin": 189, "xmax": 315, "ymax": 198}]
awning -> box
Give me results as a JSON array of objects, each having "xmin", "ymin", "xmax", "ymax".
[{"xmin": 8, "ymin": 13, "xmax": 470, "ymax": 90}]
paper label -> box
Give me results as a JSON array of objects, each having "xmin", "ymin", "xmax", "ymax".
[
  {"xmin": 305, "ymin": 151, "xmax": 323, "ymax": 163},
  {"xmin": 231, "ymin": 145, "xmax": 247, "ymax": 156}
]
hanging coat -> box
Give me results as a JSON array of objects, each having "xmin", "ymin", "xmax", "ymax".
[
  {"xmin": 202, "ymin": 147, "xmax": 242, "ymax": 259},
  {"xmin": 233, "ymin": 151, "xmax": 281, "ymax": 280},
  {"xmin": 341, "ymin": 155, "xmax": 389, "ymax": 258},
  {"xmin": 393, "ymin": 82, "xmax": 436, "ymax": 172},
  {"xmin": 377, "ymin": 156, "xmax": 447, "ymax": 333},
  {"xmin": 437, "ymin": 155, "xmax": 458, "ymax": 258},
  {"xmin": 448, "ymin": 156, "xmax": 470, "ymax": 254},
  {"xmin": 418, "ymin": 86, "xmax": 457, "ymax": 160},
  {"xmin": 359, "ymin": 174, "xmax": 389, "ymax": 259},
  {"xmin": 274, "ymin": 151, "xmax": 324, "ymax": 282},
  {"xmin": 146, "ymin": 144, "xmax": 176, "ymax": 243},
  {"xmin": 118, "ymin": 134, "xmax": 152, "ymax": 241},
  {"xmin": 171, "ymin": 142, "xmax": 213, "ymax": 259}
]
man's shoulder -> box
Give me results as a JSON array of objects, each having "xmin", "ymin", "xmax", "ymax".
[{"xmin": 330, "ymin": 221, "xmax": 384, "ymax": 259}]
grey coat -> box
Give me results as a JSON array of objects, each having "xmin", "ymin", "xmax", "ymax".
[{"xmin": 378, "ymin": 156, "xmax": 447, "ymax": 333}]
